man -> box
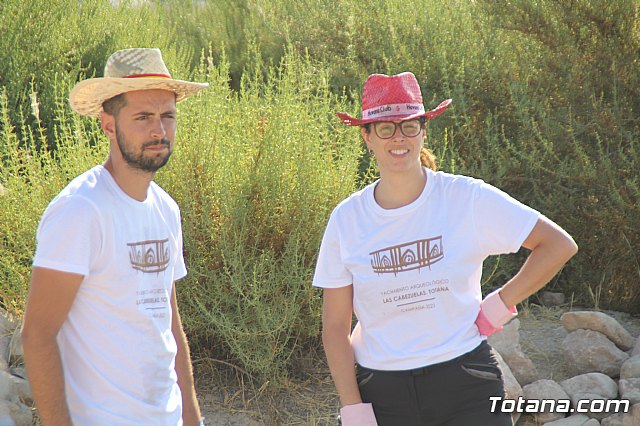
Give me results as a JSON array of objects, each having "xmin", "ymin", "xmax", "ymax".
[{"xmin": 21, "ymin": 48, "xmax": 209, "ymax": 426}]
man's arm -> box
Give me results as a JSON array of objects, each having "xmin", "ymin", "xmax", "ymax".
[
  {"xmin": 21, "ymin": 267, "xmax": 83, "ymax": 426},
  {"xmin": 170, "ymin": 283, "xmax": 202, "ymax": 426}
]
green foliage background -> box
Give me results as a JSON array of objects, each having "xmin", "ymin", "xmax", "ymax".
[{"xmin": 1, "ymin": 0, "xmax": 638, "ymax": 384}]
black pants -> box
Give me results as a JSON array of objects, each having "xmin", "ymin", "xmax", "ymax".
[{"xmin": 355, "ymin": 341, "xmax": 513, "ymax": 426}]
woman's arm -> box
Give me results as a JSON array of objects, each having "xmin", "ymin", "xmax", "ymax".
[
  {"xmin": 322, "ymin": 285, "xmax": 362, "ymax": 407},
  {"xmin": 499, "ymin": 215, "xmax": 578, "ymax": 307}
]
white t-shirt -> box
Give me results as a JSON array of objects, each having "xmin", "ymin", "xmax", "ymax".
[
  {"xmin": 313, "ymin": 168, "xmax": 539, "ymax": 371},
  {"xmin": 33, "ymin": 165, "xmax": 187, "ymax": 426}
]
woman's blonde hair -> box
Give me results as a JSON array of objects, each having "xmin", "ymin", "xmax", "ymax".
[{"xmin": 420, "ymin": 147, "xmax": 437, "ymax": 171}]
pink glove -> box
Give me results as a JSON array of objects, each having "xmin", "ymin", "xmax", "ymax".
[
  {"xmin": 475, "ymin": 288, "xmax": 517, "ymax": 337},
  {"xmin": 340, "ymin": 403, "xmax": 378, "ymax": 426}
]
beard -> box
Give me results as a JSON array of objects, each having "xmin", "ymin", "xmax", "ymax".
[{"xmin": 116, "ymin": 127, "xmax": 172, "ymax": 173}]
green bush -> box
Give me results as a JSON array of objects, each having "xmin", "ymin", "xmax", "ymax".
[
  {"xmin": 158, "ymin": 48, "xmax": 362, "ymax": 382},
  {"xmin": 473, "ymin": 0, "xmax": 640, "ymax": 311}
]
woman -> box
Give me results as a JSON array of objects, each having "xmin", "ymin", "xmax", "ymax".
[{"xmin": 313, "ymin": 72, "xmax": 577, "ymax": 426}]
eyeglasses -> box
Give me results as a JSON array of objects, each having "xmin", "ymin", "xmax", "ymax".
[{"xmin": 371, "ymin": 119, "xmax": 424, "ymax": 139}]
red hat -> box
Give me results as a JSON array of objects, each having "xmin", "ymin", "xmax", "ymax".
[{"xmin": 337, "ymin": 72, "xmax": 452, "ymax": 126}]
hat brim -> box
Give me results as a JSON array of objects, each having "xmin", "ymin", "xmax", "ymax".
[
  {"xmin": 337, "ymin": 99, "xmax": 452, "ymax": 126},
  {"xmin": 69, "ymin": 77, "xmax": 209, "ymax": 117}
]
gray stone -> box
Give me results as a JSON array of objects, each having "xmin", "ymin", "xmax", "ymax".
[
  {"xmin": 0, "ymin": 313, "xmax": 17, "ymax": 338},
  {"xmin": 571, "ymin": 392, "xmax": 620, "ymax": 420},
  {"xmin": 542, "ymin": 413, "xmax": 591, "ymax": 425},
  {"xmin": 562, "ymin": 329, "xmax": 629, "ymax": 377},
  {"xmin": 541, "ymin": 291, "xmax": 567, "ymax": 307},
  {"xmin": 0, "ymin": 399, "xmax": 31, "ymax": 426},
  {"xmin": 0, "ymin": 409, "xmax": 14, "ymax": 426},
  {"xmin": 523, "ymin": 379, "xmax": 570, "ymax": 423},
  {"xmin": 618, "ymin": 378, "xmax": 640, "ymax": 404},
  {"xmin": 7, "ymin": 376, "xmax": 30, "ymax": 407},
  {"xmin": 620, "ymin": 355, "xmax": 640, "ymax": 379},
  {"xmin": 487, "ymin": 318, "xmax": 538, "ymax": 385},
  {"xmin": 600, "ymin": 402, "xmax": 640, "ymax": 426},
  {"xmin": 0, "ymin": 371, "xmax": 15, "ymax": 402},
  {"xmin": 560, "ymin": 373, "xmax": 618, "ymax": 403},
  {"xmin": 561, "ymin": 311, "xmax": 636, "ymax": 351},
  {"xmin": 0, "ymin": 314, "xmax": 18, "ymax": 372},
  {"xmin": 7, "ymin": 327, "xmax": 22, "ymax": 367},
  {"xmin": 494, "ymin": 350, "xmax": 522, "ymax": 424},
  {"xmin": 0, "ymin": 337, "xmax": 10, "ymax": 372},
  {"xmin": 632, "ymin": 337, "xmax": 640, "ymax": 357}
]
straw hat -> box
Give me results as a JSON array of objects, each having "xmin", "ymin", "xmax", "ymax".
[
  {"xmin": 337, "ymin": 72, "xmax": 451, "ymax": 126},
  {"xmin": 69, "ymin": 48, "xmax": 209, "ymax": 117}
]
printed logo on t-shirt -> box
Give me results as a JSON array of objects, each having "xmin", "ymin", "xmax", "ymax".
[
  {"xmin": 127, "ymin": 239, "xmax": 170, "ymax": 273},
  {"xmin": 369, "ymin": 236, "xmax": 444, "ymax": 276}
]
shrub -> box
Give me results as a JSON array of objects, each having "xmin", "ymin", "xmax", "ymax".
[
  {"xmin": 474, "ymin": 0, "xmax": 640, "ymax": 311},
  {"xmin": 157, "ymin": 48, "xmax": 362, "ymax": 382}
]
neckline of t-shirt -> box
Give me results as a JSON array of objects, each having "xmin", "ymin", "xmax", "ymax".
[
  {"xmin": 95, "ymin": 164, "xmax": 153, "ymax": 208},
  {"xmin": 365, "ymin": 167, "xmax": 434, "ymax": 216}
]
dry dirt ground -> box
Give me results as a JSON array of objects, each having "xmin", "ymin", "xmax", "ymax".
[{"xmin": 195, "ymin": 305, "xmax": 640, "ymax": 426}]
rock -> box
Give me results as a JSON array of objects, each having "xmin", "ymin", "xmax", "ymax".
[
  {"xmin": 0, "ymin": 371, "xmax": 33, "ymax": 412},
  {"xmin": 560, "ymin": 373, "xmax": 618, "ymax": 402},
  {"xmin": 488, "ymin": 318, "xmax": 539, "ymax": 385},
  {"xmin": 0, "ymin": 314, "xmax": 16, "ymax": 337},
  {"xmin": 583, "ymin": 419, "xmax": 601, "ymax": 426},
  {"xmin": 571, "ymin": 392, "xmax": 620, "ymax": 420},
  {"xmin": 632, "ymin": 338, "xmax": 640, "ymax": 357},
  {"xmin": 0, "ymin": 313, "xmax": 18, "ymax": 372},
  {"xmin": 6, "ymin": 377, "xmax": 30, "ymax": 407},
  {"xmin": 0, "ymin": 337, "xmax": 9, "ymax": 372},
  {"xmin": 494, "ymin": 350, "xmax": 523, "ymax": 424},
  {"xmin": 600, "ymin": 402, "xmax": 640, "ymax": 426},
  {"xmin": 562, "ymin": 329, "xmax": 629, "ymax": 377},
  {"xmin": 561, "ymin": 312, "xmax": 636, "ymax": 351},
  {"xmin": 0, "ymin": 371, "xmax": 15, "ymax": 402},
  {"xmin": 620, "ymin": 355, "xmax": 640, "ymax": 379},
  {"xmin": 618, "ymin": 379, "xmax": 640, "ymax": 404},
  {"xmin": 618, "ymin": 355, "xmax": 640, "ymax": 404},
  {"xmin": 0, "ymin": 408, "xmax": 15, "ymax": 426},
  {"xmin": 523, "ymin": 379, "xmax": 570, "ymax": 423},
  {"xmin": 0, "ymin": 398, "xmax": 31, "ymax": 426},
  {"xmin": 541, "ymin": 292, "xmax": 566, "ymax": 307},
  {"xmin": 542, "ymin": 413, "xmax": 591, "ymax": 425},
  {"xmin": 7, "ymin": 327, "xmax": 22, "ymax": 367}
]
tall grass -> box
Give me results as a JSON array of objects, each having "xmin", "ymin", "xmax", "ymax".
[
  {"xmin": 1, "ymin": 0, "xmax": 639, "ymax": 384},
  {"xmin": 157, "ymin": 47, "xmax": 362, "ymax": 381}
]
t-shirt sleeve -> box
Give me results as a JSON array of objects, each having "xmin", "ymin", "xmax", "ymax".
[
  {"xmin": 312, "ymin": 211, "xmax": 353, "ymax": 288},
  {"xmin": 33, "ymin": 195, "xmax": 102, "ymax": 277},
  {"xmin": 472, "ymin": 181, "xmax": 540, "ymax": 256}
]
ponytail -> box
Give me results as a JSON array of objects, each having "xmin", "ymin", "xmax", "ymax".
[{"xmin": 420, "ymin": 147, "xmax": 437, "ymax": 171}]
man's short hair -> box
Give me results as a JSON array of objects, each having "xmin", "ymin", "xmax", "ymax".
[{"xmin": 102, "ymin": 93, "xmax": 127, "ymax": 118}]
